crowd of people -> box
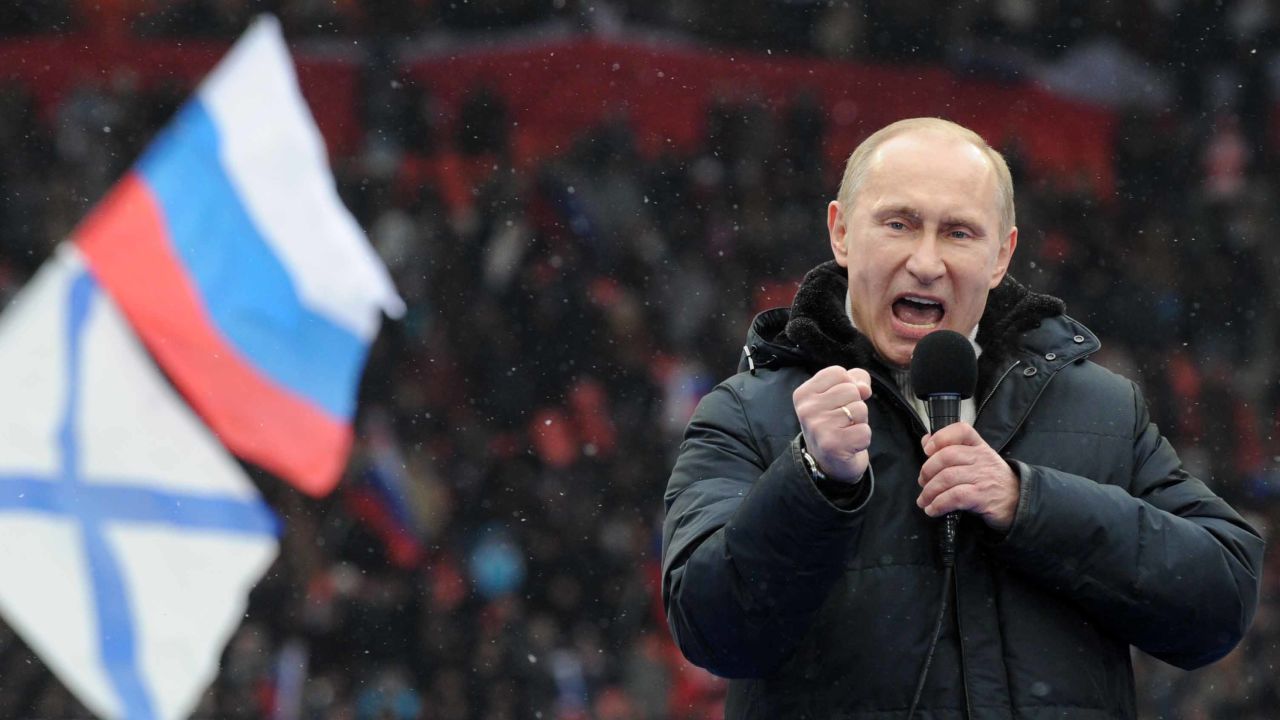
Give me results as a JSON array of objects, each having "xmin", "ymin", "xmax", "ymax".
[{"xmin": 0, "ymin": 2, "xmax": 1277, "ymax": 719}]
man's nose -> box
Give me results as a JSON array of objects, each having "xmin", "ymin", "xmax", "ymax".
[{"xmin": 905, "ymin": 236, "xmax": 945, "ymax": 284}]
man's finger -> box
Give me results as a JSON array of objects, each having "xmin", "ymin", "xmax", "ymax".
[
  {"xmin": 922, "ymin": 481, "xmax": 980, "ymax": 517},
  {"xmin": 818, "ymin": 383, "xmax": 868, "ymax": 413},
  {"xmin": 918, "ymin": 445, "xmax": 975, "ymax": 486},
  {"xmin": 801, "ymin": 365, "xmax": 854, "ymax": 395},
  {"xmin": 811, "ymin": 423, "xmax": 872, "ymax": 463},
  {"xmin": 917, "ymin": 463, "xmax": 974, "ymax": 508},
  {"xmin": 845, "ymin": 368, "xmax": 873, "ymax": 400},
  {"xmin": 831, "ymin": 422, "xmax": 872, "ymax": 454},
  {"xmin": 922, "ymin": 422, "xmax": 984, "ymax": 454},
  {"xmin": 827, "ymin": 397, "xmax": 868, "ymax": 426}
]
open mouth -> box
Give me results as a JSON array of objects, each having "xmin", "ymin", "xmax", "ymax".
[{"xmin": 892, "ymin": 294, "xmax": 945, "ymax": 327}]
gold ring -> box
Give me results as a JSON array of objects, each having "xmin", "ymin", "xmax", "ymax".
[{"xmin": 841, "ymin": 404, "xmax": 855, "ymax": 422}]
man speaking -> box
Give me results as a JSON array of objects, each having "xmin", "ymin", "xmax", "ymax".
[{"xmin": 661, "ymin": 118, "xmax": 1264, "ymax": 718}]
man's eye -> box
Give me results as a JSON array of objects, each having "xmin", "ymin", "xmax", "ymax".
[
  {"xmin": 949, "ymin": 230, "xmax": 972, "ymax": 239},
  {"xmin": 887, "ymin": 221, "xmax": 907, "ymax": 231}
]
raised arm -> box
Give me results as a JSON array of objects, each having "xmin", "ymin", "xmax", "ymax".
[{"xmin": 662, "ymin": 378, "xmax": 872, "ymax": 677}]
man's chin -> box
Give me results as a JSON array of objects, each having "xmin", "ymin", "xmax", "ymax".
[{"xmin": 873, "ymin": 336, "xmax": 916, "ymax": 369}]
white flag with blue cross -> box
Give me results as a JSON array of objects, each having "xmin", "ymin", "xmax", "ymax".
[{"xmin": 0, "ymin": 245, "xmax": 280, "ymax": 720}]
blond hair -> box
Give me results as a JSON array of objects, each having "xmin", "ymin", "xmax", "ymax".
[{"xmin": 836, "ymin": 118, "xmax": 1015, "ymax": 237}]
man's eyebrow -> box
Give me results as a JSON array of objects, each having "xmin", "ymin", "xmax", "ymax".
[{"xmin": 873, "ymin": 206, "xmax": 922, "ymax": 223}]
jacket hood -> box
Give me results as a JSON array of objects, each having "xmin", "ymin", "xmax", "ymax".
[{"xmin": 741, "ymin": 261, "xmax": 1085, "ymax": 385}]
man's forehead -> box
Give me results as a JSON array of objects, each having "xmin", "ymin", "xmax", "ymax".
[
  {"xmin": 859, "ymin": 131, "xmax": 1000, "ymax": 217},
  {"xmin": 869, "ymin": 129, "xmax": 993, "ymax": 175}
]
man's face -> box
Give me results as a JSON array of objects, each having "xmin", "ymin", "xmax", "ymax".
[{"xmin": 828, "ymin": 130, "xmax": 1017, "ymax": 368}]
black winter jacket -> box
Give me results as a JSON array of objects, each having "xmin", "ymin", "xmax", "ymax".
[{"xmin": 662, "ymin": 262, "xmax": 1264, "ymax": 719}]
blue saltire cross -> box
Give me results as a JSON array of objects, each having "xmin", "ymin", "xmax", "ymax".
[{"xmin": 0, "ymin": 270, "xmax": 280, "ymax": 720}]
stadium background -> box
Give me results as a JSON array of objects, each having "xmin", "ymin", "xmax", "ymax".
[{"xmin": 0, "ymin": 1, "xmax": 1277, "ymax": 718}]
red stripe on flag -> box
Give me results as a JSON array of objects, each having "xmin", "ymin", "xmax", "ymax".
[{"xmin": 74, "ymin": 172, "xmax": 351, "ymax": 496}]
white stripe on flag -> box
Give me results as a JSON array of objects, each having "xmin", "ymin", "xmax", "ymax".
[{"xmin": 199, "ymin": 15, "xmax": 405, "ymax": 341}]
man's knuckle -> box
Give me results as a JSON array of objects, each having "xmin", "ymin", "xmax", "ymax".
[
  {"xmin": 819, "ymin": 365, "xmax": 845, "ymax": 381},
  {"xmin": 851, "ymin": 425, "xmax": 871, "ymax": 448}
]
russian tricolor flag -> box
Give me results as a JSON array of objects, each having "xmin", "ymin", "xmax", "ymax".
[{"xmin": 74, "ymin": 17, "xmax": 404, "ymax": 496}]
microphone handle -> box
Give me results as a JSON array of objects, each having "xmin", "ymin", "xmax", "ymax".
[
  {"xmin": 926, "ymin": 395, "xmax": 960, "ymax": 431},
  {"xmin": 926, "ymin": 394, "xmax": 962, "ymax": 567}
]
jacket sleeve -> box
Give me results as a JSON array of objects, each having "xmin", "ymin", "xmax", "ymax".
[
  {"xmin": 662, "ymin": 382, "xmax": 872, "ymax": 678},
  {"xmin": 987, "ymin": 380, "xmax": 1264, "ymax": 669}
]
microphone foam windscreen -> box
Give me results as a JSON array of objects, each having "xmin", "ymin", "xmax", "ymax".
[{"xmin": 909, "ymin": 329, "xmax": 978, "ymax": 399}]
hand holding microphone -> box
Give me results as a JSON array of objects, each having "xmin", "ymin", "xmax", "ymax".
[
  {"xmin": 792, "ymin": 366, "xmax": 874, "ymax": 483},
  {"xmin": 910, "ymin": 331, "xmax": 1019, "ymax": 544},
  {"xmin": 917, "ymin": 423, "xmax": 1020, "ymax": 531}
]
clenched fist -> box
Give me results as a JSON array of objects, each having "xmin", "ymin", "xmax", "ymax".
[{"xmin": 792, "ymin": 366, "xmax": 873, "ymax": 483}]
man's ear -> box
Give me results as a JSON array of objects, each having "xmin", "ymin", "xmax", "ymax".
[
  {"xmin": 828, "ymin": 201, "xmax": 849, "ymax": 268},
  {"xmin": 989, "ymin": 226, "xmax": 1018, "ymax": 288}
]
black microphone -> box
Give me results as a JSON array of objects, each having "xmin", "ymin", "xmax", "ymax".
[{"xmin": 910, "ymin": 329, "xmax": 978, "ymax": 567}]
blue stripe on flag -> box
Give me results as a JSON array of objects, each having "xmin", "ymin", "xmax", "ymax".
[
  {"xmin": 136, "ymin": 101, "xmax": 367, "ymax": 420},
  {"xmin": 84, "ymin": 527, "xmax": 154, "ymax": 720},
  {"xmin": 59, "ymin": 273, "xmax": 92, "ymax": 481},
  {"xmin": 62, "ymin": 272, "xmax": 157, "ymax": 720},
  {"xmin": 0, "ymin": 479, "xmax": 280, "ymax": 537}
]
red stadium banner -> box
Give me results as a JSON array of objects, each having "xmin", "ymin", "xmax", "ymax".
[{"xmin": 0, "ymin": 35, "xmax": 1116, "ymax": 194}]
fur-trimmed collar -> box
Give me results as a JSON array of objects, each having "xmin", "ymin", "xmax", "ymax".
[{"xmin": 783, "ymin": 261, "xmax": 1065, "ymax": 387}]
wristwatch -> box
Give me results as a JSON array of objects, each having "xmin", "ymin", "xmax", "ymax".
[{"xmin": 799, "ymin": 443, "xmax": 828, "ymax": 482}]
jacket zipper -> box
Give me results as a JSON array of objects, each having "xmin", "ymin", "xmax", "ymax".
[{"xmin": 948, "ymin": 358, "xmax": 1021, "ymax": 720}]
